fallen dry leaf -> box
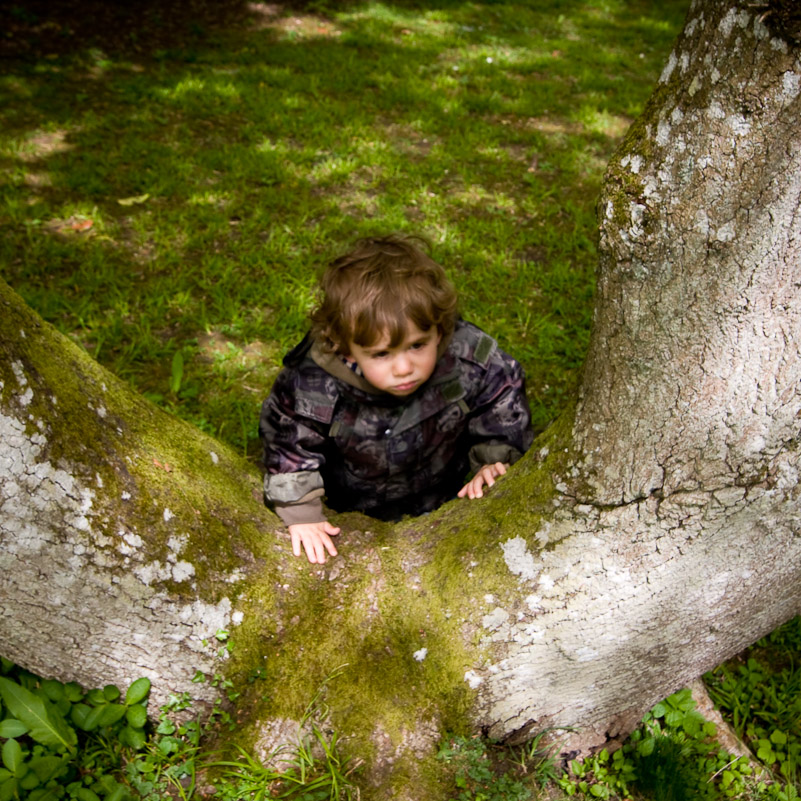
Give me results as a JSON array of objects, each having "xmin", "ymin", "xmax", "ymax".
[{"xmin": 117, "ymin": 193, "xmax": 150, "ymax": 206}]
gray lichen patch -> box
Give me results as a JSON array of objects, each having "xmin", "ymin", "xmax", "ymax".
[
  {"xmin": 501, "ymin": 537, "xmax": 540, "ymax": 582},
  {"xmin": 0, "ymin": 278, "xmax": 287, "ymax": 708},
  {"xmin": 0, "ymin": 399, "xmax": 237, "ymax": 707},
  {"xmin": 2, "ymin": 278, "xmax": 276, "ymax": 590}
]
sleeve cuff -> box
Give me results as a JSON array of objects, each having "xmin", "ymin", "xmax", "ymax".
[
  {"xmin": 273, "ymin": 494, "xmax": 326, "ymax": 527},
  {"xmin": 469, "ymin": 443, "xmax": 522, "ymax": 474},
  {"xmin": 264, "ymin": 469, "xmax": 324, "ymax": 503}
]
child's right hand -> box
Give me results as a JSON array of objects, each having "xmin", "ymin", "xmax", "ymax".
[{"xmin": 288, "ymin": 521, "xmax": 341, "ymax": 564}]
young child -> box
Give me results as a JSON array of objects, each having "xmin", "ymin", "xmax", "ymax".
[{"xmin": 260, "ymin": 234, "xmax": 533, "ymax": 563}]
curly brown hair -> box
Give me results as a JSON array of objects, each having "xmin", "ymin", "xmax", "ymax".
[{"xmin": 310, "ymin": 234, "xmax": 458, "ymax": 354}]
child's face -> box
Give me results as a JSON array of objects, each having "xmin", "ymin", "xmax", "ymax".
[{"xmin": 347, "ymin": 322, "xmax": 441, "ymax": 396}]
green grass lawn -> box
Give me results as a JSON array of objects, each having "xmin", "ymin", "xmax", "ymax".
[{"xmin": 0, "ymin": 0, "xmax": 688, "ymax": 459}]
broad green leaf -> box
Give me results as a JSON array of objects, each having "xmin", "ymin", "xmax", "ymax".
[
  {"xmin": 157, "ymin": 737, "xmax": 179, "ymax": 756},
  {"xmin": 125, "ymin": 678, "xmax": 151, "ymax": 706},
  {"xmin": 103, "ymin": 685, "xmax": 121, "ymax": 703},
  {"xmin": 39, "ymin": 681, "xmax": 64, "ymax": 704},
  {"xmin": 1, "ymin": 739, "xmax": 22, "ymax": 774},
  {"xmin": 106, "ymin": 785, "xmax": 130, "ymax": 801},
  {"xmin": 70, "ymin": 704, "xmax": 92, "ymax": 730},
  {"xmin": 29, "ymin": 787, "xmax": 62, "ymax": 801},
  {"xmin": 98, "ymin": 704, "xmax": 127, "ymax": 727},
  {"xmin": 156, "ymin": 719, "xmax": 175, "ymax": 735},
  {"xmin": 86, "ymin": 690, "xmax": 106, "ymax": 707},
  {"xmin": 20, "ymin": 769, "xmax": 40, "ymax": 790},
  {"xmin": 125, "ymin": 704, "xmax": 147, "ymax": 729},
  {"xmin": 63, "ymin": 683, "xmax": 83, "ymax": 703},
  {"xmin": 29, "ymin": 755, "xmax": 67, "ymax": 783},
  {"xmin": 82, "ymin": 706, "xmax": 105, "ymax": 732},
  {"xmin": 0, "ymin": 777, "xmax": 18, "ymax": 801},
  {"xmin": 120, "ymin": 725, "xmax": 147, "ymax": 750},
  {"xmin": 93, "ymin": 774, "xmax": 117, "ymax": 795},
  {"xmin": 0, "ymin": 719, "xmax": 28, "ymax": 738},
  {"xmin": 0, "ymin": 678, "xmax": 76, "ymax": 752},
  {"xmin": 55, "ymin": 698, "xmax": 72, "ymax": 718},
  {"xmin": 771, "ymin": 729, "xmax": 788, "ymax": 745},
  {"xmin": 682, "ymin": 711, "xmax": 703, "ymax": 737},
  {"xmin": 75, "ymin": 788, "xmax": 101, "ymax": 801},
  {"xmin": 651, "ymin": 702, "xmax": 667, "ymax": 718}
]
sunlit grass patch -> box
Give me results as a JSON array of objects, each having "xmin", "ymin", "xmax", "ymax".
[{"xmin": 0, "ymin": 0, "xmax": 689, "ymax": 458}]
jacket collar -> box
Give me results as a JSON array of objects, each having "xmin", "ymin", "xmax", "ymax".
[{"xmin": 308, "ymin": 329, "xmax": 455, "ymax": 396}]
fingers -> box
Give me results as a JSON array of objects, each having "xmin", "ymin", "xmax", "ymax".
[
  {"xmin": 290, "ymin": 523, "xmax": 341, "ymax": 564},
  {"xmin": 495, "ymin": 462, "xmax": 508, "ymax": 477},
  {"xmin": 458, "ymin": 463, "xmax": 509, "ymax": 500},
  {"xmin": 320, "ymin": 529, "xmax": 339, "ymax": 558},
  {"xmin": 290, "ymin": 529, "xmax": 303, "ymax": 558},
  {"xmin": 468, "ymin": 474, "xmax": 485, "ymax": 499},
  {"xmin": 303, "ymin": 535, "xmax": 325, "ymax": 564},
  {"xmin": 305, "ymin": 532, "xmax": 337, "ymax": 563}
]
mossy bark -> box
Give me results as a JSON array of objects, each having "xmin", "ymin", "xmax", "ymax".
[
  {"xmin": 0, "ymin": 276, "xmax": 275, "ymax": 709},
  {"xmin": 0, "ymin": 276, "xmax": 517, "ymax": 797},
  {"xmin": 2, "ymin": 2, "xmax": 801, "ymax": 797}
]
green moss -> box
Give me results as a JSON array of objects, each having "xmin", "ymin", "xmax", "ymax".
[
  {"xmin": 221, "ymin": 410, "xmax": 575, "ymax": 777},
  {"xmin": 2, "ymin": 276, "xmax": 575, "ymax": 796},
  {"xmin": 1, "ymin": 277, "xmax": 276, "ymax": 609},
  {"xmin": 215, "ymin": 500, "xmax": 535, "ymax": 791},
  {"xmin": 597, "ymin": 74, "xmax": 676, "ymax": 235}
]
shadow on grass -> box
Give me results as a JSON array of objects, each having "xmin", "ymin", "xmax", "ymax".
[
  {"xmin": 0, "ymin": 0, "xmax": 689, "ymax": 453},
  {"xmin": 0, "ymin": 0, "xmax": 680, "ymax": 61},
  {"xmin": 1, "ymin": 0, "xmax": 262, "ymax": 61}
]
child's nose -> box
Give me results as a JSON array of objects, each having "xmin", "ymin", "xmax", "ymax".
[{"xmin": 393, "ymin": 354, "xmax": 413, "ymax": 375}]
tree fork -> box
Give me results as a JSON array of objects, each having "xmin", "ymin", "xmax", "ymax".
[{"xmin": 2, "ymin": 1, "xmax": 801, "ymax": 798}]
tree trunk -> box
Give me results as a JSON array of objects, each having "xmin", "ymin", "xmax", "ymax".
[
  {"xmin": 473, "ymin": 0, "xmax": 801, "ymax": 752},
  {"xmin": 1, "ymin": 1, "xmax": 800, "ymax": 797}
]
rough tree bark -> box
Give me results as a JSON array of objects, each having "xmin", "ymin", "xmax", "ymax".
[
  {"xmin": 477, "ymin": 0, "xmax": 801, "ymax": 750},
  {"xmin": 1, "ymin": 0, "xmax": 800, "ymax": 798}
]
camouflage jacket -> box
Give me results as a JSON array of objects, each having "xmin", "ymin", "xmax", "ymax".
[{"xmin": 259, "ymin": 320, "xmax": 533, "ymax": 526}]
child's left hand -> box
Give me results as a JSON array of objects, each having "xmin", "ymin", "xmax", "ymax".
[{"xmin": 457, "ymin": 462, "xmax": 508, "ymax": 500}]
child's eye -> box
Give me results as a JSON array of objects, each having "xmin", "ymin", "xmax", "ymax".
[
  {"xmin": 410, "ymin": 341, "xmax": 427, "ymax": 350},
  {"xmin": 371, "ymin": 351, "xmax": 389, "ymax": 359}
]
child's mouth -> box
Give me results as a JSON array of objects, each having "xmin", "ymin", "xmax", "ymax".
[{"xmin": 393, "ymin": 380, "xmax": 418, "ymax": 392}]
